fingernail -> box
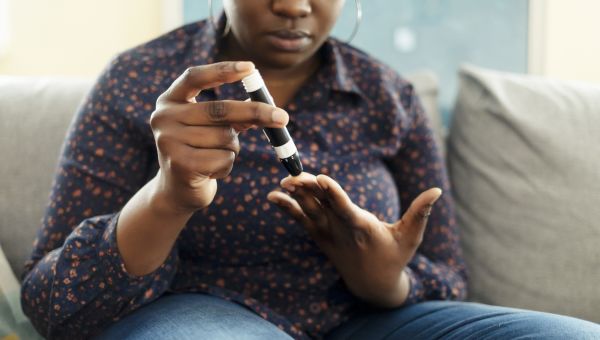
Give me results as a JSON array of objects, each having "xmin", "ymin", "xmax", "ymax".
[
  {"xmin": 235, "ymin": 61, "xmax": 254, "ymax": 72},
  {"xmin": 283, "ymin": 184, "xmax": 295, "ymax": 193},
  {"xmin": 272, "ymin": 109, "xmax": 288, "ymax": 125}
]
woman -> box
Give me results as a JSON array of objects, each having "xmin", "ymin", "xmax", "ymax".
[{"xmin": 20, "ymin": 1, "xmax": 600, "ymax": 339}]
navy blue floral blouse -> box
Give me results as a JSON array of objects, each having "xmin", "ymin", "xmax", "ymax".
[{"xmin": 21, "ymin": 19, "xmax": 467, "ymax": 339}]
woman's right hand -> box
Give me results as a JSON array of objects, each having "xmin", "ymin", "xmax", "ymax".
[{"xmin": 149, "ymin": 61, "xmax": 289, "ymax": 214}]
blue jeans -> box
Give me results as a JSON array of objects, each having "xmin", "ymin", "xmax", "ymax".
[{"xmin": 96, "ymin": 293, "xmax": 600, "ymax": 339}]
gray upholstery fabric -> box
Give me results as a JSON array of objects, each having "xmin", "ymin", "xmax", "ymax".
[
  {"xmin": 405, "ymin": 70, "xmax": 445, "ymax": 155},
  {"xmin": 0, "ymin": 76, "xmax": 93, "ymax": 279},
  {"xmin": 448, "ymin": 65, "xmax": 600, "ymax": 322},
  {"xmin": 0, "ymin": 72, "xmax": 440, "ymax": 281}
]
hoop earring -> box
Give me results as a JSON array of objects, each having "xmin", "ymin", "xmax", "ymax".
[
  {"xmin": 346, "ymin": 0, "xmax": 363, "ymax": 43},
  {"xmin": 208, "ymin": 0, "xmax": 231, "ymax": 38}
]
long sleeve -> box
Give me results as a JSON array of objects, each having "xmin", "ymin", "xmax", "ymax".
[
  {"xmin": 20, "ymin": 56, "xmax": 178, "ymax": 339},
  {"xmin": 384, "ymin": 83, "xmax": 468, "ymax": 304}
]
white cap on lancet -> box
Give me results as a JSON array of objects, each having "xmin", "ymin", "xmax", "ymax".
[{"xmin": 241, "ymin": 69, "xmax": 266, "ymax": 93}]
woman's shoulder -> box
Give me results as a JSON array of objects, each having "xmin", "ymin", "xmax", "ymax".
[
  {"xmin": 328, "ymin": 39, "xmax": 420, "ymax": 120},
  {"xmin": 92, "ymin": 20, "xmax": 213, "ymax": 110},
  {"xmin": 329, "ymin": 38, "xmax": 415, "ymax": 96},
  {"xmin": 120, "ymin": 20, "xmax": 209, "ymax": 65},
  {"xmin": 101, "ymin": 20, "xmax": 211, "ymax": 86}
]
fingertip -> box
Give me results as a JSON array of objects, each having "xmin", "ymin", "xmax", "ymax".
[
  {"xmin": 317, "ymin": 174, "xmax": 329, "ymax": 191},
  {"xmin": 316, "ymin": 174, "xmax": 335, "ymax": 191},
  {"xmin": 298, "ymin": 172, "xmax": 318, "ymax": 182},
  {"xmin": 267, "ymin": 190, "xmax": 287, "ymax": 203},
  {"xmin": 430, "ymin": 187, "xmax": 443, "ymax": 204},
  {"xmin": 272, "ymin": 108, "xmax": 289, "ymax": 126},
  {"xmin": 280, "ymin": 176, "xmax": 297, "ymax": 193},
  {"xmin": 280, "ymin": 175, "xmax": 292, "ymax": 187},
  {"xmin": 235, "ymin": 61, "xmax": 255, "ymax": 73}
]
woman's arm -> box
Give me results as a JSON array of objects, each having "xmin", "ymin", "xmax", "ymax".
[
  {"xmin": 384, "ymin": 83, "xmax": 468, "ymax": 303},
  {"xmin": 21, "ymin": 56, "xmax": 288, "ymax": 338},
  {"xmin": 20, "ymin": 56, "xmax": 180, "ymax": 339}
]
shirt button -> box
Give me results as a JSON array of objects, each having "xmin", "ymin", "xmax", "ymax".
[{"xmin": 309, "ymin": 302, "xmax": 321, "ymax": 314}]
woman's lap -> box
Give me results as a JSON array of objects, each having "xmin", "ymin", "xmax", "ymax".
[
  {"xmin": 94, "ymin": 293, "xmax": 293, "ymax": 340},
  {"xmin": 325, "ymin": 300, "xmax": 600, "ymax": 339},
  {"xmin": 95, "ymin": 293, "xmax": 600, "ymax": 340}
]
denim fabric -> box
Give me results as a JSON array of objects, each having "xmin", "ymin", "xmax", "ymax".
[
  {"xmin": 326, "ymin": 300, "xmax": 600, "ymax": 339},
  {"xmin": 95, "ymin": 293, "xmax": 293, "ymax": 340},
  {"xmin": 96, "ymin": 293, "xmax": 600, "ymax": 340}
]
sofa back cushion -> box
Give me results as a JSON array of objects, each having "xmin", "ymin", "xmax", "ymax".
[
  {"xmin": 448, "ymin": 65, "xmax": 600, "ymax": 322},
  {"xmin": 0, "ymin": 76, "xmax": 93, "ymax": 279}
]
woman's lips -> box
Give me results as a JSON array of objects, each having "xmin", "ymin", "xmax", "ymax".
[{"xmin": 265, "ymin": 30, "xmax": 312, "ymax": 52}]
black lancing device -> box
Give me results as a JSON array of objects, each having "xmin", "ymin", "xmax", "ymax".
[{"xmin": 242, "ymin": 69, "xmax": 303, "ymax": 176}]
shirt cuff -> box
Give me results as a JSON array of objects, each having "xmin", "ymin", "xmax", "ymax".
[{"xmin": 98, "ymin": 212, "xmax": 179, "ymax": 294}]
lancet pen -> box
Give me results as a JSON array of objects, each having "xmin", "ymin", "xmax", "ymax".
[{"xmin": 242, "ymin": 70, "xmax": 303, "ymax": 176}]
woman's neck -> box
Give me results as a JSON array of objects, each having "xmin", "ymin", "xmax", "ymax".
[{"xmin": 217, "ymin": 36, "xmax": 322, "ymax": 106}]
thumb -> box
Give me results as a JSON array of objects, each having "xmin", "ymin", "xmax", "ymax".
[{"xmin": 393, "ymin": 188, "xmax": 443, "ymax": 248}]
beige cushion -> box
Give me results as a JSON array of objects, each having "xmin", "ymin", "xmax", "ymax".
[
  {"xmin": 0, "ymin": 76, "xmax": 93, "ymax": 279},
  {"xmin": 405, "ymin": 70, "xmax": 445, "ymax": 155},
  {"xmin": 448, "ymin": 65, "xmax": 600, "ymax": 322}
]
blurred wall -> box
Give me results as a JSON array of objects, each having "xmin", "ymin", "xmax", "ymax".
[
  {"xmin": 0, "ymin": 0, "xmax": 163, "ymax": 77},
  {"xmin": 539, "ymin": 0, "xmax": 600, "ymax": 82},
  {"xmin": 2, "ymin": 0, "xmax": 599, "ymax": 85},
  {"xmin": 183, "ymin": 0, "xmax": 529, "ymax": 122}
]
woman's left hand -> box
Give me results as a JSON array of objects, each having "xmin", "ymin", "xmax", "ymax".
[{"xmin": 267, "ymin": 173, "xmax": 442, "ymax": 308}]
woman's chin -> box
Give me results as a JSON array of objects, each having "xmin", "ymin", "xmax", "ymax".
[{"xmin": 254, "ymin": 51, "xmax": 318, "ymax": 71}]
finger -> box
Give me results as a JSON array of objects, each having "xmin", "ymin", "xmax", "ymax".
[
  {"xmin": 160, "ymin": 61, "xmax": 255, "ymax": 103},
  {"xmin": 301, "ymin": 179, "xmax": 328, "ymax": 203},
  {"xmin": 393, "ymin": 188, "xmax": 443, "ymax": 248},
  {"xmin": 280, "ymin": 173, "xmax": 319, "ymax": 194},
  {"xmin": 291, "ymin": 175, "xmax": 330, "ymax": 213},
  {"xmin": 267, "ymin": 191, "xmax": 315, "ymax": 230},
  {"xmin": 279, "ymin": 173, "xmax": 320, "ymax": 210},
  {"xmin": 315, "ymin": 174, "xmax": 360, "ymax": 223},
  {"xmin": 231, "ymin": 123, "xmax": 255, "ymax": 133},
  {"xmin": 173, "ymin": 101, "xmax": 288, "ymax": 128},
  {"xmin": 232, "ymin": 100, "xmax": 257, "ymax": 132},
  {"xmin": 179, "ymin": 126, "xmax": 240, "ymax": 155},
  {"xmin": 290, "ymin": 187, "xmax": 330, "ymax": 227},
  {"xmin": 268, "ymin": 191, "xmax": 333, "ymax": 248},
  {"xmin": 172, "ymin": 147, "xmax": 236, "ymax": 180}
]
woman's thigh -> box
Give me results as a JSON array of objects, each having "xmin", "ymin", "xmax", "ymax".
[
  {"xmin": 94, "ymin": 293, "xmax": 293, "ymax": 340},
  {"xmin": 325, "ymin": 301, "xmax": 600, "ymax": 340}
]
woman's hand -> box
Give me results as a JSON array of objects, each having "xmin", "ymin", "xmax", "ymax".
[
  {"xmin": 267, "ymin": 173, "xmax": 442, "ymax": 308},
  {"xmin": 149, "ymin": 61, "xmax": 290, "ymax": 214}
]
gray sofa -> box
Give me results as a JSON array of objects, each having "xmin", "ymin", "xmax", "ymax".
[{"xmin": 1, "ymin": 66, "xmax": 598, "ymax": 338}]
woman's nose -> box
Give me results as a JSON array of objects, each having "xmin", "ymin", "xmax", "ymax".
[{"xmin": 272, "ymin": 0, "xmax": 312, "ymax": 18}]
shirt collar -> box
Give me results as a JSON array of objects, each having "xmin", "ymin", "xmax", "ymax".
[{"xmin": 318, "ymin": 39, "xmax": 364, "ymax": 98}]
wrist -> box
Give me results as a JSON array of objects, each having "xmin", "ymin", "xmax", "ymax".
[
  {"xmin": 358, "ymin": 269, "xmax": 411, "ymax": 309},
  {"xmin": 146, "ymin": 175, "xmax": 196, "ymax": 220}
]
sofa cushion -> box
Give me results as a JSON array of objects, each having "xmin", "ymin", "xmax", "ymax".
[
  {"xmin": 405, "ymin": 70, "xmax": 445, "ymax": 155},
  {"xmin": 0, "ymin": 76, "xmax": 93, "ymax": 279},
  {"xmin": 448, "ymin": 65, "xmax": 600, "ymax": 322},
  {"xmin": 0, "ymin": 244, "xmax": 41, "ymax": 339}
]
